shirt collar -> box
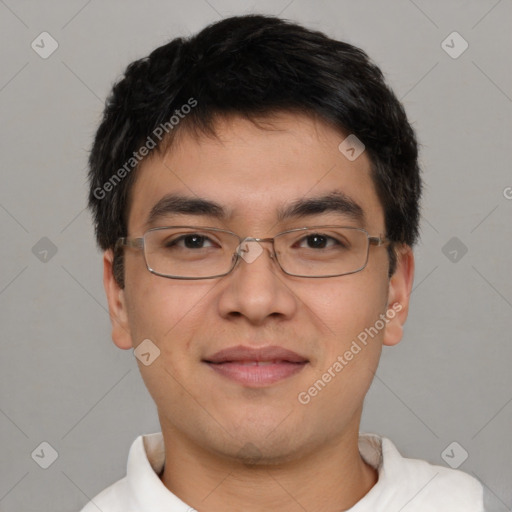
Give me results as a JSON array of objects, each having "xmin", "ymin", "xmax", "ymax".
[{"xmin": 126, "ymin": 432, "xmax": 191, "ymax": 511}]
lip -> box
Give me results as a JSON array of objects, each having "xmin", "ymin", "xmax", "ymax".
[{"xmin": 203, "ymin": 345, "xmax": 309, "ymax": 387}]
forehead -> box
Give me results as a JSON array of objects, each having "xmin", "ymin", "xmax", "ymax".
[{"xmin": 127, "ymin": 112, "xmax": 385, "ymax": 234}]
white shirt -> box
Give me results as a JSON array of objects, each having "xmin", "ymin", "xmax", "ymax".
[{"xmin": 80, "ymin": 432, "xmax": 484, "ymax": 511}]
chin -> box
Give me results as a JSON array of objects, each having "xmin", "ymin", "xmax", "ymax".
[
  {"xmin": 210, "ymin": 420, "xmax": 314, "ymax": 466},
  {"xmin": 216, "ymin": 438, "xmax": 305, "ymax": 467}
]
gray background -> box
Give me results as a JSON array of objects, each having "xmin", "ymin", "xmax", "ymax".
[{"xmin": 0, "ymin": 0, "xmax": 511, "ymax": 510}]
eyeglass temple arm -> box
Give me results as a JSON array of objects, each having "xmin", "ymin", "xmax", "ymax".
[
  {"xmin": 369, "ymin": 236, "xmax": 390, "ymax": 247},
  {"xmin": 115, "ymin": 237, "xmax": 144, "ymax": 250}
]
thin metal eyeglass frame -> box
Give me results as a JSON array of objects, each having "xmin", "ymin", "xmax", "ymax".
[{"xmin": 115, "ymin": 225, "xmax": 391, "ymax": 280}]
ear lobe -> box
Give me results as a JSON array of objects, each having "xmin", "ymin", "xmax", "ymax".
[
  {"xmin": 383, "ymin": 245, "xmax": 415, "ymax": 347},
  {"xmin": 103, "ymin": 249, "xmax": 133, "ymax": 350}
]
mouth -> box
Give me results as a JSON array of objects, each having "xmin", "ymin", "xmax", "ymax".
[{"xmin": 203, "ymin": 345, "xmax": 309, "ymax": 387}]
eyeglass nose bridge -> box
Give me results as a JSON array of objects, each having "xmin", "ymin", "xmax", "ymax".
[{"xmin": 235, "ymin": 236, "xmax": 277, "ymax": 265}]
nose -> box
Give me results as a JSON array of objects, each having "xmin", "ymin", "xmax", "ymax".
[
  {"xmin": 236, "ymin": 237, "xmax": 269, "ymax": 264},
  {"xmin": 216, "ymin": 239, "xmax": 297, "ymax": 325}
]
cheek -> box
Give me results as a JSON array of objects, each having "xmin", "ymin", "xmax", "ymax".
[
  {"xmin": 295, "ymin": 279, "xmax": 388, "ymax": 422},
  {"xmin": 303, "ymin": 272, "xmax": 389, "ymax": 348},
  {"xmin": 124, "ymin": 275, "xmax": 217, "ymax": 406},
  {"xmin": 299, "ymin": 272, "xmax": 389, "ymax": 403},
  {"xmin": 124, "ymin": 262, "xmax": 215, "ymax": 341}
]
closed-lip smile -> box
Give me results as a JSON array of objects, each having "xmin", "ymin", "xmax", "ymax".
[{"xmin": 203, "ymin": 345, "xmax": 309, "ymax": 387}]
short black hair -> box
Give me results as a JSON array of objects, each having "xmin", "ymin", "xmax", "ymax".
[{"xmin": 88, "ymin": 14, "xmax": 422, "ymax": 286}]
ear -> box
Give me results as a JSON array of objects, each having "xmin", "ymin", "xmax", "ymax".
[
  {"xmin": 103, "ymin": 249, "xmax": 133, "ymax": 350},
  {"xmin": 383, "ymin": 245, "xmax": 415, "ymax": 347}
]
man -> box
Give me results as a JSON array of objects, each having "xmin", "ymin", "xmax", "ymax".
[{"xmin": 83, "ymin": 14, "xmax": 483, "ymax": 511}]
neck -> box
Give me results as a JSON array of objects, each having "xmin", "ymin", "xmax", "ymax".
[{"xmin": 158, "ymin": 421, "xmax": 378, "ymax": 512}]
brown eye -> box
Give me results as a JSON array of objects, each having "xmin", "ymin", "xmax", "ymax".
[
  {"xmin": 296, "ymin": 233, "xmax": 344, "ymax": 249},
  {"xmin": 165, "ymin": 234, "xmax": 216, "ymax": 249}
]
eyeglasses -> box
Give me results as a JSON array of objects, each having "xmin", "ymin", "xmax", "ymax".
[{"xmin": 115, "ymin": 225, "xmax": 390, "ymax": 280}]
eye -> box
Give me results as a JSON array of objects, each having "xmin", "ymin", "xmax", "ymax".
[
  {"xmin": 296, "ymin": 233, "xmax": 343, "ymax": 249},
  {"xmin": 167, "ymin": 234, "xmax": 217, "ymax": 249}
]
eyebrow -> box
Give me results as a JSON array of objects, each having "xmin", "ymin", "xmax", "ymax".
[
  {"xmin": 146, "ymin": 194, "xmax": 227, "ymax": 227},
  {"xmin": 277, "ymin": 191, "xmax": 365, "ymax": 224},
  {"xmin": 145, "ymin": 191, "xmax": 365, "ymax": 227}
]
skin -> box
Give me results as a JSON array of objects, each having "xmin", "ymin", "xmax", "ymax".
[{"xmin": 103, "ymin": 111, "xmax": 414, "ymax": 512}]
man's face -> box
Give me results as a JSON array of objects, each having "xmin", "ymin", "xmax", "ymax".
[{"xmin": 105, "ymin": 112, "xmax": 412, "ymax": 463}]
